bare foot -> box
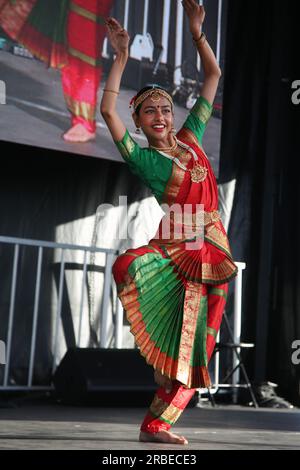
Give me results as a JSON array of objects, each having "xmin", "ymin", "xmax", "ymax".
[
  {"xmin": 63, "ymin": 123, "xmax": 96, "ymax": 143},
  {"xmin": 139, "ymin": 430, "xmax": 188, "ymax": 445},
  {"xmin": 154, "ymin": 370, "xmax": 173, "ymax": 393}
]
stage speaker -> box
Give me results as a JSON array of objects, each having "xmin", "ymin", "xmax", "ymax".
[{"xmin": 52, "ymin": 348, "xmax": 157, "ymax": 406}]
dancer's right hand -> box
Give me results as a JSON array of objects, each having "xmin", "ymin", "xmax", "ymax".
[{"xmin": 105, "ymin": 17, "xmax": 130, "ymax": 54}]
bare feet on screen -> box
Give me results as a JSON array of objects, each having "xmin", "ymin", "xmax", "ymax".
[{"xmin": 63, "ymin": 123, "xmax": 96, "ymax": 143}]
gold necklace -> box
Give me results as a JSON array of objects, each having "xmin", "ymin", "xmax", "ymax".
[
  {"xmin": 149, "ymin": 136, "xmax": 178, "ymax": 152},
  {"xmin": 152, "ymin": 137, "xmax": 208, "ymax": 183}
]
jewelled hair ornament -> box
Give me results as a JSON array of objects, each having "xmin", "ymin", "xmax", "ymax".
[{"xmin": 129, "ymin": 86, "xmax": 174, "ymax": 112}]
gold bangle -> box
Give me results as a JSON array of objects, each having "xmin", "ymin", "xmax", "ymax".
[
  {"xmin": 103, "ymin": 89, "xmax": 120, "ymax": 95},
  {"xmin": 193, "ymin": 32, "xmax": 206, "ymax": 45}
]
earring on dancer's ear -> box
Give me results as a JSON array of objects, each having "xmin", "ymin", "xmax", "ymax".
[
  {"xmin": 171, "ymin": 126, "xmax": 177, "ymax": 134},
  {"xmin": 135, "ymin": 127, "xmax": 141, "ymax": 134}
]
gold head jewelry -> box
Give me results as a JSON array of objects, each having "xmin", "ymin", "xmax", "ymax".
[{"xmin": 132, "ymin": 88, "xmax": 173, "ymax": 112}]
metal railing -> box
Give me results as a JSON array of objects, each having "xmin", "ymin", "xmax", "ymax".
[
  {"xmin": 0, "ymin": 235, "xmax": 120, "ymax": 391},
  {"xmin": 0, "ymin": 235, "xmax": 246, "ymax": 393},
  {"xmin": 211, "ymin": 262, "xmax": 247, "ymax": 390}
]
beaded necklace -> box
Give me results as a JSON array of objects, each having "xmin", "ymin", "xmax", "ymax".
[{"xmin": 150, "ymin": 137, "xmax": 208, "ymax": 183}]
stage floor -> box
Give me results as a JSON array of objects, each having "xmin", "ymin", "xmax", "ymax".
[{"xmin": 0, "ymin": 401, "xmax": 299, "ymax": 450}]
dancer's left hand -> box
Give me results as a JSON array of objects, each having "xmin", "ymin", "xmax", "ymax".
[
  {"xmin": 182, "ymin": 0, "xmax": 205, "ymax": 38},
  {"xmin": 105, "ymin": 17, "xmax": 130, "ymax": 54}
]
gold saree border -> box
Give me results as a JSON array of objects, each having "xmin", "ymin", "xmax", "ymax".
[
  {"xmin": 70, "ymin": 2, "xmax": 106, "ymax": 25},
  {"xmin": 68, "ymin": 46, "xmax": 102, "ymax": 67},
  {"xmin": 177, "ymin": 127, "xmax": 199, "ymax": 147},
  {"xmin": 149, "ymin": 396, "xmax": 182, "ymax": 425},
  {"xmin": 64, "ymin": 94, "xmax": 96, "ymax": 121},
  {"xmin": 177, "ymin": 281, "xmax": 201, "ymax": 384},
  {"xmin": 161, "ymin": 141, "xmax": 192, "ymax": 206},
  {"xmin": 204, "ymin": 222, "xmax": 233, "ymax": 258},
  {"xmin": 116, "ymin": 252, "xmax": 212, "ymax": 388}
]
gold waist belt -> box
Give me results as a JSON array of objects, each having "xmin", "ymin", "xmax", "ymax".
[
  {"xmin": 154, "ymin": 209, "xmax": 221, "ymax": 244},
  {"xmin": 160, "ymin": 209, "xmax": 220, "ymax": 235}
]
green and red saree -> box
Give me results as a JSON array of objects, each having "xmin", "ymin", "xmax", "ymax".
[
  {"xmin": 113, "ymin": 96, "xmax": 237, "ymax": 392},
  {"xmin": 0, "ymin": 0, "xmax": 113, "ymax": 132}
]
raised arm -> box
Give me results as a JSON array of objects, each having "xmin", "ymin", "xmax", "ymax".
[
  {"xmin": 182, "ymin": 0, "xmax": 221, "ymax": 105},
  {"xmin": 100, "ymin": 18, "xmax": 130, "ymax": 141}
]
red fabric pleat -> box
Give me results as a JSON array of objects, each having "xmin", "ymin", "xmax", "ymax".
[
  {"xmin": 61, "ymin": 0, "xmax": 113, "ymax": 131},
  {"xmin": 140, "ymin": 383, "xmax": 196, "ymax": 434}
]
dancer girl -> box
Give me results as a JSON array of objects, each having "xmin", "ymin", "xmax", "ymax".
[{"xmin": 101, "ymin": 0, "xmax": 237, "ymax": 445}]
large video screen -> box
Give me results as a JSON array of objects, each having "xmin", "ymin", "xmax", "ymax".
[{"xmin": 0, "ymin": 0, "xmax": 226, "ymax": 171}]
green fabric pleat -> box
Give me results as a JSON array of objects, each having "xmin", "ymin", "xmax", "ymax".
[
  {"xmin": 128, "ymin": 253, "xmax": 183, "ymax": 360},
  {"xmin": 127, "ymin": 251, "xmax": 209, "ymax": 373},
  {"xmin": 190, "ymin": 294, "xmax": 208, "ymax": 367},
  {"xmin": 159, "ymin": 289, "xmax": 184, "ymax": 362},
  {"xmin": 27, "ymin": 0, "xmax": 69, "ymax": 45}
]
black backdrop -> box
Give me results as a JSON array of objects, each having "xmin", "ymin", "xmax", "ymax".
[
  {"xmin": 219, "ymin": 0, "xmax": 300, "ymax": 404},
  {"xmin": 0, "ymin": 143, "xmax": 151, "ymax": 384},
  {"xmin": 1, "ymin": 0, "xmax": 299, "ymax": 402}
]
